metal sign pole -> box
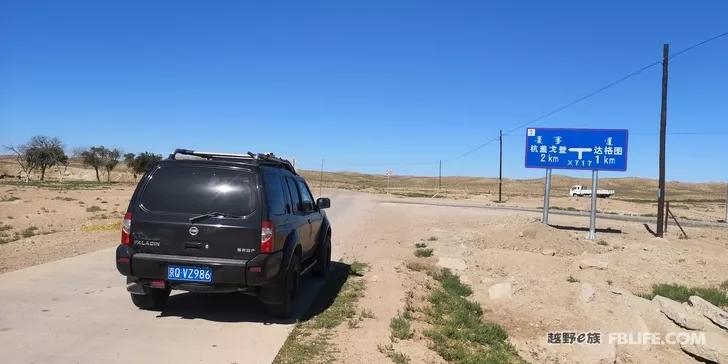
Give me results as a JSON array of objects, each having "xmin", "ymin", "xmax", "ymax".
[
  {"xmin": 587, "ymin": 170, "xmax": 598, "ymax": 240},
  {"xmin": 542, "ymin": 169, "xmax": 552, "ymax": 224}
]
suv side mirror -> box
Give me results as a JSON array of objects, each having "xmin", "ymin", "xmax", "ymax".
[{"xmin": 317, "ymin": 197, "xmax": 330, "ymax": 209}]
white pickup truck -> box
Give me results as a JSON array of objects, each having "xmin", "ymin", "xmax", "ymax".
[{"xmin": 569, "ymin": 185, "xmax": 615, "ymax": 198}]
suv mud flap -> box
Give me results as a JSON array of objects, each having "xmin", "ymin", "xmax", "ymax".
[
  {"xmin": 245, "ymin": 251, "xmax": 284, "ymax": 286},
  {"xmin": 116, "ymin": 245, "xmax": 133, "ymax": 276}
]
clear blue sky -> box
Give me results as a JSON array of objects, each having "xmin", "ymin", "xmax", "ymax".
[{"xmin": 1, "ymin": 1, "xmax": 726, "ymax": 182}]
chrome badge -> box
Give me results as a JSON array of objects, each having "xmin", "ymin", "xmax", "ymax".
[{"xmin": 188, "ymin": 226, "xmax": 199, "ymax": 236}]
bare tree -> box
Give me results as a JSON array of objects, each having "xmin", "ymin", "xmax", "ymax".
[
  {"xmin": 124, "ymin": 153, "xmax": 136, "ymax": 180},
  {"xmin": 131, "ymin": 152, "xmax": 162, "ymax": 180},
  {"xmin": 3, "ymin": 145, "xmax": 34, "ymax": 182},
  {"xmin": 79, "ymin": 146, "xmax": 106, "ymax": 182},
  {"xmin": 103, "ymin": 148, "xmax": 121, "ymax": 183},
  {"xmin": 25, "ymin": 136, "xmax": 67, "ymax": 181}
]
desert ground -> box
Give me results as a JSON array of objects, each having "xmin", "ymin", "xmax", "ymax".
[{"xmin": 0, "ymin": 160, "xmax": 727, "ymax": 363}]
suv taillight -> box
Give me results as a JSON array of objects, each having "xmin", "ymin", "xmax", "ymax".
[
  {"xmin": 121, "ymin": 212, "xmax": 132, "ymax": 245},
  {"xmin": 260, "ymin": 220, "xmax": 274, "ymax": 253}
]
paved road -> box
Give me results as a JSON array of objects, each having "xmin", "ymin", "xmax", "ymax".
[{"xmin": 0, "ymin": 190, "xmax": 356, "ymax": 364}]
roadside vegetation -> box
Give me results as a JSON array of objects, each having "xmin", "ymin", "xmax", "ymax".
[
  {"xmin": 639, "ymin": 282, "xmax": 728, "ymax": 308},
  {"xmin": 21, "ymin": 226, "xmax": 39, "ymax": 238},
  {"xmin": 425, "ymin": 268, "xmax": 523, "ymax": 364},
  {"xmin": 377, "ymin": 343, "xmax": 410, "ymax": 364},
  {"xmin": 81, "ymin": 221, "xmax": 120, "ymax": 233},
  {"xmin": 0, "ymin": 223, "xmax": 18, "ymax": 244},
  {"xmin": 567, "ymin": 275, "xmax": 580, "ymax": 283},
  {"xmin": 273, "ymin": 261, "xmax": 370, "ymax": 364},
  {"xmin": 85, "ymin": 205, "xmax": 104, "ymax": 213},
  {"xmin": 414, "ymin": 244, "xmax": 434, "ymax": 257},
  {"xmin": 380, "ymin": 245, "xmax": 523, "ymax": 364},
  {"xmin": 390, "ymin": 312, "xmax": 413, "ymax": 340}
]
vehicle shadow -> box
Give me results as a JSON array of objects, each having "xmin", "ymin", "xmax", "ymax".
[
  {"xmin": 154, "ymin": 261, "xmax": 353, "ymax": 325},
  {"xmin": 548, "ymin": 224, "xmax": 622, "ymax": 234}
]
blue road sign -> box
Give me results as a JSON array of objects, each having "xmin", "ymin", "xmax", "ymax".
[{"xmin": 524, "ymin": 128, "xmax": 628, "ymax": 171}]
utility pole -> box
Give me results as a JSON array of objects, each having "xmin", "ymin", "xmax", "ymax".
[
  {"xmin": 498, "ymin": 129, "xmax": 503, "ymax": 203},
  {"xmin": 656, "ymin": 44, "xmax": 669, "ymax": 237},
  {"xmin": 724, "ymin": 181, "xmax": 728, "ymax": 224},
  {"xmin": 438, "ymin": 160, "xmax": 442, "ymax": 191},
  {"xmin": 319, "ymin": 159, "xmax": 324, "ymax": 197}
]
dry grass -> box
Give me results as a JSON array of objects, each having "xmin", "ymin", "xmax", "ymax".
[{"xmin": 81, "ymin": 221, "xmax": 120, "ymax": 233}]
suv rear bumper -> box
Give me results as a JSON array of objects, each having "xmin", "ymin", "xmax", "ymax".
[{"xmin": 116, "ymin": 245, "xmax": 284, "ymax": 289}]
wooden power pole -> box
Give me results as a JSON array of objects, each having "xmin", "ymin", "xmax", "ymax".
[
  {"xmin": 438, "ymin": 160, "xmax": 442, "ymax": 191},
  {"xmin": 498, "ymin": 129, "xmax": 503, "ymax": 203},
  {"xmin": 319, "ymin": 159, "xmax": 324, "ymax": 196},
  {"xmin": 656, "ymin": 44, "xmax": 669, "ymax": 237}
]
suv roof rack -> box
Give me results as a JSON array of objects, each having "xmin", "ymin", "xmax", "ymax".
[{"xmin": 169, "ymin": 149, "xmax": 297, "ymax": 175}]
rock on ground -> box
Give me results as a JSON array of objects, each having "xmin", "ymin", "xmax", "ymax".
[
  {"xmin": 579, "ymin": 258, "xmax": 608, "ymax": 270},
  {"xmin": 680, "ymin": 331, "xmax": 728, "ymax": 364},
  {"xmin": 541, "ymin": 249, "xmax": 556, "ymax": 256},
  {"xmin": 436, "ymin": 256, "xmax": 467, "ymax": 271},
  {"xmin": 579, "ymin": 283, "xmax": 595, "ymax": 303},
  {"xmin": 488, "ymin": 282, "xmax": 512, "ymax": 300},
  {"xmin": 653, "ymin": 296, "xmax": 715, "ymax": 331},
  {"xmin": 688, "ymin": 296, "xmax": 728, "ymax": 330}
]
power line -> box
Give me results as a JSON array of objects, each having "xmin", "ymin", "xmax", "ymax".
[
  {"xmin": 442, "ymin": 60, "xmax": 661, "ymax": 162},
  {"xmin": 499, "ymin": 131, "xmax": 728, "ymax": 137},
  {"xmin": 631, "ymin": 131, "xmax": 728, "ymax": 136},
  {"xmin": 669, "ymin": 31, "xmax": 728, "ymax": 60},
  {"xmin": 445, "ymin": 30, "xmax": 728, "ymax": 163}
]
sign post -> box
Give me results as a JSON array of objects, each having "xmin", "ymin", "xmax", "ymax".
[
  {"xmin": 588, "ymin": 170, "xmax": 599, "ymax": 240},
  {"xmin": 525, "ymin": 128, "xmax": 628, "ymax": 240},
  {"xmin": 542, "ymin": 169, "xmax": 552, "ymax": 224}
]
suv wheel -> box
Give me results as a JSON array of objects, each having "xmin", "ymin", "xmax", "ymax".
[
  {"xmin": 267, "ymin": 255, "xmax": 300, "ymax": 318},
  {"xmin": 130, "ymin": 287, "xmax": 171, "ymax": 310},
  {"xmin": 312, "ymin": 235, "xmax": 331, "ymax": 279}
]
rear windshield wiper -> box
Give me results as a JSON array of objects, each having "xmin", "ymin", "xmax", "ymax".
[{"xmin": 188, "ymin": 211, "xmax": 241, "ymax": 223}]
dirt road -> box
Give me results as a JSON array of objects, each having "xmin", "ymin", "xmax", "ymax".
[{"xmin": 0, "ymin": 190, "xmax": 359, "ymax": 364}]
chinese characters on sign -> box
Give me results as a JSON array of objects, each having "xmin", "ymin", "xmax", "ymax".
[{"xmin": 525, "ymin": 128, "xmax": 628, "ymax": 171}]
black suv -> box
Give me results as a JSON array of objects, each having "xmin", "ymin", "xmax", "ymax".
[{"xmin": 115, "ymin": 149, "xmax": 332, "ymax": 317}]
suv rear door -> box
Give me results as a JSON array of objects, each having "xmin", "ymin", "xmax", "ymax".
[
  {"xmin": 296, "ymin": 178, "xmax": 323, "ymax": 255},
  {"xmin": 284, "ymin": 175, "xmax": 313, "ymax": 258},
  {"xmin": 131, "ymin": 163, "xmax": 262, "ymax": 261}
]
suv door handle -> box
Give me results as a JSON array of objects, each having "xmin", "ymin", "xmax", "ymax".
[{"xmin": 307, "ymin": 219, "xmax": 312, "ymax": 224}]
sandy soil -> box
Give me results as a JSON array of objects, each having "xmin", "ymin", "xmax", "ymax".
[{"xmin": 0, "ymin": 184, "xmax": 134, "ymax": 273}]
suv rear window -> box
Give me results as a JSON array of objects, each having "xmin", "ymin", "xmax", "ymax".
[{"xmin": 139, "ymin": 164, "xmax": 257, "ymax": 216}]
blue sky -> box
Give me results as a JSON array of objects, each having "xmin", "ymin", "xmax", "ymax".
[{"xmin": 1, "ymin": 1, "xmax": 726, "ymax": 182}]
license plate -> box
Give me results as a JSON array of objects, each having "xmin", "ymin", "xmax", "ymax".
[{"xmin": 167, "ymin": 265, "xmax": 212, "ymax": 283}]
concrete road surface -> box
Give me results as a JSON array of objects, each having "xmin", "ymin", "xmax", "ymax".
[{"xmin": 0, "ymin": 190, "xmax": 358, "ymax": 364}]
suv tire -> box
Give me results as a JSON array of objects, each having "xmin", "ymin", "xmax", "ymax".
[
  {"xmin": 267, "ymin": 255, "xmax": 301, "ymax": 318},
  {"xmin": 130, "ymin": 287, "xmax": 171, "ymax": 310},
  {"xmin": 312, "ymin": 234, "xmax": 331, "ymax": 279}
]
